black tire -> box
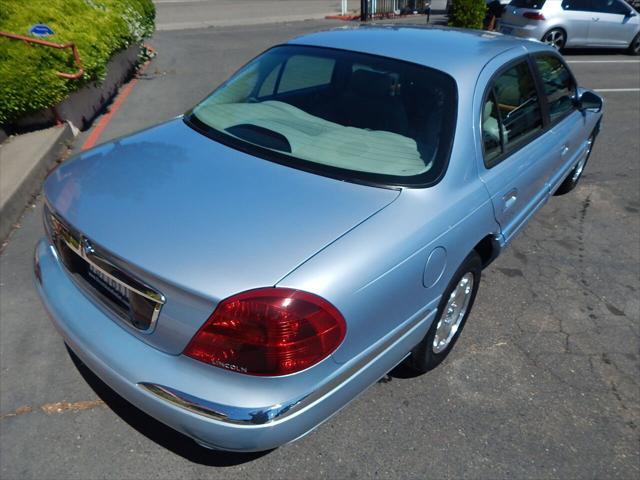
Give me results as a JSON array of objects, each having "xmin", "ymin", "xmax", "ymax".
[
  {"xmin": 628, "ymin": 33, "xmax": 640, "ymax": 56},
  {"xmin": 407, "ymin": 251, "xmax": 482, "ymax": 374},
  {"xmin": 541, "ymin": 28, "xmax": 567, "ymax": 50},
  {"xmin": 554, "ymin": 133, "xmax": 595, "ymax": 196}
]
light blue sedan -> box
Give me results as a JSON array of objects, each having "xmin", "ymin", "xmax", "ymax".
[{"xmin": 34, "ymin": 26, "xmax": 603, "ymax": 452}]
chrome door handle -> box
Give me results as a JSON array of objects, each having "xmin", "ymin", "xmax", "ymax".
[
  {"xmin": 503, "ymin": 189, "xmax": 518, "ymax": 211},
  {"xmin": 592, "ymin": 17, "xmax": 599, "ymax": 21},
  {"xmin": 561, "ymin": 145, "xmax": 570, "ymax": 156}
]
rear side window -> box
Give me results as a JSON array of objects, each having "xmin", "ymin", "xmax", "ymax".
[
  {"xmin": 590, "ymin": 0, "xmax": 630, "ymax": 14},
  {"xmin": 562, "ymin": 0, "xmax": 591, "ymax": 10},
  {"xmin": 257, "ymin": 55, "xmax": 336, "ymax": 98},
  {"xmin": 510, "ymin": 0, "xmax": 547, "ymax": 8},
  {"xmin": 493, "ymin": 62, "xmax": 543, "ymax": 151},
  {"xmin": 277, "ymin": 55, "xmax": 335, "ymax": 93},
  {"xmin": 534, "ymin": 54, "xmax": 577, "ymax": 123},
  {"xmin": 482, "ymin": 60, "xmax": 543, "ymax": 165}
]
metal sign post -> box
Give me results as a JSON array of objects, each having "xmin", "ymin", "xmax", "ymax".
[{"xmin": 361, "ymin": 0, "xmax": 368, "ymax": 21}]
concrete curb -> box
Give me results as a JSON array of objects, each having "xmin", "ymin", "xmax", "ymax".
[{"xmin": 0, "ymin": 123, "xmax": 75, "ymax": 242}]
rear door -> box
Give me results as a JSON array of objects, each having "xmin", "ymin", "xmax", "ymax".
[
  {"xmin": 588, "ymin": 0, "xmax": 638, "ymax": 46},
  {"xmin": 478, "ymin": 57, "xmax": 556, "ymax": 244},
  {"xmin": 560, "ymin": 0, "xmax": 594, "ymax": 45}
]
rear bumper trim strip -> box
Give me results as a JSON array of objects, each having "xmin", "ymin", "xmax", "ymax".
[{"xmin": 138, "ymin": 303, "xmax": 436, "ymax": 426}]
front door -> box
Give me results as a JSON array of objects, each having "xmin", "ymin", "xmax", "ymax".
[
  {"xmin": 588, "ymin": 0, "xmax": 637, "ymax": 46},
  {"xmin": 531, "ymin": 53, "xmax": 590, "ymax": 192}
]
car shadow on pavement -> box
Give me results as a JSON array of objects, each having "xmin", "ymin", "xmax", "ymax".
[
  {"xmin": 384, "ymin": 361, "xmax": 423, "ymax": 380},
  {"xmin": 66, "ymin": 346, "xmax": 272, "ymax": 466}
]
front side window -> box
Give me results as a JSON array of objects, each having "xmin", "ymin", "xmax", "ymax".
[
  {"xmin": 534, "ymin": 54, "xmax": 577, "ymax": 123},
  {"xmin": 188, "ymin": 45, "xmax": 458, "ymax": 187},
  {"xmin": 482, "ymin": 60, "xmax": 543, "ymax": 166}
]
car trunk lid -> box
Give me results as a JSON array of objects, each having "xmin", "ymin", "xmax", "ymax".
[{"xmin": 44, "ymin": 118, "xmax": 400, "ymax": 353}]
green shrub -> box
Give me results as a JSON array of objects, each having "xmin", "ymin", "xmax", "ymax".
[
  {"xmin": 448, "ymin": 0, "xmax": 487, "ymax": 30},
  {"xmin": 0, "ymin": 0, "xmax": 155, "ymax": 126}
]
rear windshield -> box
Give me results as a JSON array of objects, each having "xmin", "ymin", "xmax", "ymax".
[
  {"xmin": 510, "ymin": 0, "xmax": 547, "ymax": 8},
  {"xmin": 187, "ymin": 45, "xmax": 457, "ymax": 187}
]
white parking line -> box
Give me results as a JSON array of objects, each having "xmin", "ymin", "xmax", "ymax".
[
  {"xmin": 593, "ymin": 88, "xmax": 640, "ymax": 92},
  {"xmin": 567, "ymin": 60, "xmax": 640, "ymax": 64}
]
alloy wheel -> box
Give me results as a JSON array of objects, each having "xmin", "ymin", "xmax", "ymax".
[
  {"xmin": 432, "ymin": 273, "xmax": 474, "ymax": 354},
  {"xmin": 543, "ymin": 29, "xmax": 566, "ymax": 50}
]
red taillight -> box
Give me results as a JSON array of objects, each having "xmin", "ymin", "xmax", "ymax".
[
  {"xmin": 523, "ymin": 11, "xmax": 545, "ymax": 20},
  {"xmin": 183, "ymin": 288, "xmax": 346, "ymax": 376}
]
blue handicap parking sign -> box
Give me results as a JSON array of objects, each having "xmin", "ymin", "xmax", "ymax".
[{"xmin": 29, "ymin": 24, "xmax": 55, "ymax": 37}]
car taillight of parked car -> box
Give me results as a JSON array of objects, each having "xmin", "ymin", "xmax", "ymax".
[
  {"xmin": 184, "ymin": 287, "xmax": 346, "ymax": 376},
  {"xmin": 523, "ymin": 11, "xmax": 546, "ymax": 20}
]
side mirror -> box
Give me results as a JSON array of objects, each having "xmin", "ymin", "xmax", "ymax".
[
  {"xmin": 576, "ymin": 90, "xmax": 603, "ymax": 113},
  {"xmin": 625, "ymin": 10, "xmax": 636, "ymax": 17}
]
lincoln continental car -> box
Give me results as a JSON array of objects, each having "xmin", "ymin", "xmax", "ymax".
[{"xmin": 34, "ymin": 26, "xmax": 603, "ymax": 452}]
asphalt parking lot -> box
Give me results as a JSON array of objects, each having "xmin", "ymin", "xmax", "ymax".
[{"xmin": 1, "ymin": 18, "xmax": 639, "ymax": 480}]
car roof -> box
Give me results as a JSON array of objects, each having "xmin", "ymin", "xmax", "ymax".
[{"xmin": 288, "ymin": 25, "xmax": 549, "ymax": 80}]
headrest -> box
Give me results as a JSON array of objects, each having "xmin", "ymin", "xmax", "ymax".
[
  {"xmin": 349, "ymin": 69, "xmax": 395, "ymax": 98},
  {"xmin": 483, "ymin": 100, "xmax": 494, "ymax": 119}
]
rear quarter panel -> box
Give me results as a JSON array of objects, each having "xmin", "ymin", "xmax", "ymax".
[{"xmin": 278, "ymin": 74, "xmax": 501, "ymax": 365}]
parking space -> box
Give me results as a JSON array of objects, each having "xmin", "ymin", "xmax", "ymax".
[
  {"xmin": 565, "ymin": 56, "xmax": 640, "ymax": 91},
  {"xmin": 1, "ymin": 19, "xmax": 639, "ymax": 480}
]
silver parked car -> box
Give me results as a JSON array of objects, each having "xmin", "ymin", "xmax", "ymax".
[
  {"xmin": 500, "ymin": 0, "xmax": 640, "ymax": 53},
  {"xmin": 35, "ymin": 27, "xmax": 603, "ymax": 452}
]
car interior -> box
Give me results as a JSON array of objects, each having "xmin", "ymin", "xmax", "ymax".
[
  {"xmin": 482, "ymin": 61, "xmax": 543, "ymax": 162},
  {"xmin": 254, "ymin": 55, "xmax": 448, "ymax": 168},
  {"xmin": 193, "ymin": 48, "xmax": 457, "ymax": 179}
]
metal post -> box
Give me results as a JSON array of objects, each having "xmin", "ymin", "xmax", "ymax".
[
  {"xmin": 0, "ymin": 31, "xmax": 84, "ymax": 79},
  {"xmin": 361, "ymin": 0, "xmax": 368, "ymax": 20}
]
